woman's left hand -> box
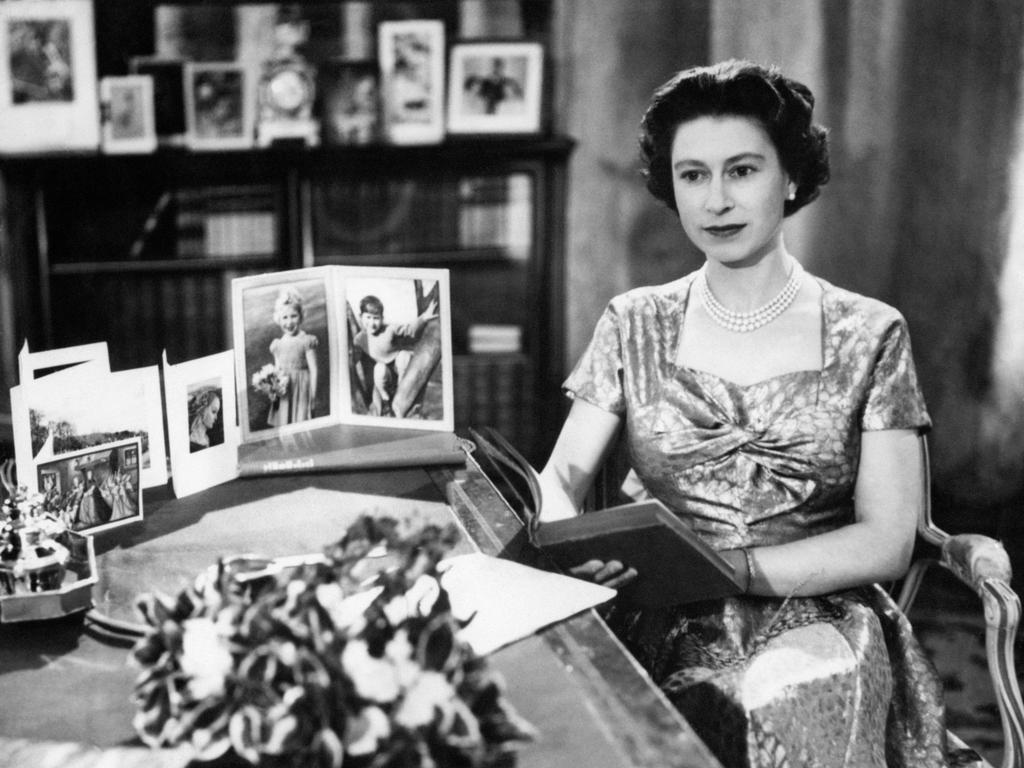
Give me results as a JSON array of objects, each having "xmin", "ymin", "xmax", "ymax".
[{"xmin": 569, "ymin": 559, "xmax": 638, "ymax": 590}]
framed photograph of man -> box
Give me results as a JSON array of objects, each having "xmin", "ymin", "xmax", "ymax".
[
  {"xmin": 100, "ymin": 75, "xmax": 157, "ymax": 154},
  {"xmin": 232, "ymin": 267, "xmax": 340, "ymax": 442},
  {"xmin": 447, "ymin": 41, "xmax": 543, "ymax": 135},
  {"xmin": 163, "ymin": 350, "xmax": 239, "ymax": 498},
  {"xmin": 184, "ymin": 62, "xmax": 254, "ymax": 150},
  {"xmin": 0, "ymin": 0, "xmax": 100, "ymax": 152},
  {"xmin": 377, "ymin": 20, "xmax": 445, "ymax": 145},
  {"xmin": 343, "ymin": 266, "xmax": 453, "ymax": 431},
  {"xmin": 36, "ymin": 437, "xmax": 143, "ymax": 536}
]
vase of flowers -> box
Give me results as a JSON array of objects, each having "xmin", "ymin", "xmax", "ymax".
[{"xmin": 130, "ymin": 516, "xmax": 535, "ymax": 767}]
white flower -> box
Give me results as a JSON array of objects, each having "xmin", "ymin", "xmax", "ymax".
[
  {"xmin": 341, "ymin": 639, "xmax": 399, "ymax": 704},
  {"xmin": 394, "ymin": 671, "xmax": 454, "ymax": 729},
  {"xmin": 385, "ymin": 629, "xmax": 420, "ymax": 689},
  {"xmin": 344, "ymin": 705, "xmax": 391, "ymax": 756},
  {"xmin": 382, "ymin": 575, "xmax": 441, "ymax": 626},
  {"xmin": 316, "ymin": 583, "xmax": 373, "ymax": 636},
  {"xmin": 180, "ymin": 617, "xmax": 233, "ymax": 700}
]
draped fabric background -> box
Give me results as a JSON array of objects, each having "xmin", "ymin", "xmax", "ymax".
[{"xmin": 554, "ymin": 0, "xmax": 1024, "ymax": 517}]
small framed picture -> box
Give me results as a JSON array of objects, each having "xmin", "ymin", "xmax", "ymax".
[
  {"xmin": 0, "ymin": 0, "xmax": 100, "ymax": 152},
  {"xmin": 377, "ymin": 20, "xmax": 445, "ymax": 145},
  {"xmin": 184, "ymin": 62, "xmax": 253, "ymax": 150},
  {"xmin": 100, "ymin": 75, "xmax": 157, "ymax": 154},
  {"xmin": 447, "ymin": 41, "xmax": 543, "ymax": 135},
  {"xmin": 343, "ymin": 266, "xmax": 454, "ymax": 431},
  {"xmin": 36, "ymin": 437, "xmax": 143, "ymax": 536},
  {"xmin": 130, "ymin": 56, "xmax": 186, "ymax": 146},
  {"xmin": 318, "ymin": 59, "xmax": 379, "ymax": 145},
  {"xmin": 163, "ymin": 349, "xmax": 239, "ymax": 498}
]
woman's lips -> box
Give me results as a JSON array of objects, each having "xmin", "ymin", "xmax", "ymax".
[{"xmin": 704, "ymin": 224, "xmax": 746, "ymax": 238}]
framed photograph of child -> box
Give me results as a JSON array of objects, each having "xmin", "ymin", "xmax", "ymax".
[
  {"xmin": 342, "ymin": 266, "xmax": 454, "ymax": 432},
  {"xmin": 232, "ymin": 267, "xmax": 341, "ymax": 442},
  {"xmin": 184, "ymin": 62, "xmax": 254, "ymax": 150},
  {"xmin": 0, "ymin": 0, "xmax": 100, "ymax": 153},
  {"xmin": 377, "ymin": 20, "xmax": 445, "ymax": 145},
  {"xmin": 446, "ymin": 41, "xmax": 543, "ymax": 135},
  {"xmin": 35, "ymin": 437, "xmax": 143, "ymax": 536},
  {"xmin": 100, "ymin": 75, "xmax": 157, "ymax": 154},
  {"xmin": 163, "ymin": 350, "xmax": 239, "ymax": 498}
]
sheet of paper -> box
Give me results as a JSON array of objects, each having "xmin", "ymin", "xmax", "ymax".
[
  {"xmin": 440, "ymin": 552, "xmax": 616, "ymax": 656},
  {"xmin": 18, "ymin": 340, "xmax": 110, "ymax": 384}
]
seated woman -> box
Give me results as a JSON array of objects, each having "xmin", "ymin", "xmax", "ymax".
[{"xmin": 538, "ymin": 60, "xmax": 947, "ymax": 767}]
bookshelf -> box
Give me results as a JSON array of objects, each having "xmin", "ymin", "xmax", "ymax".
[{"xmin": 0, "ymin": 123, "xmax": 572, "ymax": 463}]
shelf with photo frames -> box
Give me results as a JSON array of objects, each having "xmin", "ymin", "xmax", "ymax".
[{"xmin": 0, "ymin": 0, "xmax": 569, "ymax": 461}]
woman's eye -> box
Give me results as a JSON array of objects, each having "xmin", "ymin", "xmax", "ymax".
[
  {"xmin": 729, "ymin": 165, "xmax": 757, "ymax": 178},
  {"xmin": 679, "ymin": 170, "xmax": 705, "ymax": 183}
]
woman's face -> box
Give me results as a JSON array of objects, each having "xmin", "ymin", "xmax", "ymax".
[
  {"xmin": 670, "ymin": 115, "xmax": 794, "ymax": 266},
  {"xmin": 202, "ymin": 396, "xmax": 221, "ymax": 429}
]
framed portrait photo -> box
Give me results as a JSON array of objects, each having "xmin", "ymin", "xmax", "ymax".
[
  {"xmin": 447, "ymin": 41, "xmax": 543, "ymax": 135},
  {"xmin": 342, "ymin": 266, "xmax": 454, "ymax": 432},
  {"xmin": 232, "ymin": 267, "xmax": 341, "ymax": 442},
  {"xmin": 0, "ymin": 0, "xmax": 100, "ymax": 153},
  {"xmin": 130, "ymin": 56, "xmax": 186, "ymax": 146},
  {"xmin": 100, "ymin": 75, "xmax": 157, "ymax": 154},
  {"xmin": 377, "ymin": 20, "xmax": 445, "ymax": 145},
  {"xmin": 35, "ymin": 437, "xmax": 143, "ymax": 536},
  {"xmin": 184, "ymin": 61, "xmax": 254, "ymax": 150},
  {"xmin": 318, "ymin": 59, "xmax": 379, "ymax": 145}
]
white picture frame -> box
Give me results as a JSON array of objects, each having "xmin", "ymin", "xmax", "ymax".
[
  {"xmin": 377, "ymin": 19, "xmax": 445, "ymax": 145},
  {"xmin": 446, "ymin": 41, "xmax": 543, "ymax": 135},
  {"xmin": 0, "ymin": 0, "xmax": 100, "ymax": 153},
  {"xmin": 11, "ymin": 362, "xmax": 168, "ymax": 492},
  {"xmin": 100, "ymin": 75, "xmax": 157, "ymax": 154},
  {"xmin": 184, "ymin": 61, "xmax": 254, "ymax": 150},
  {"xmin": 36, "ymin": 437, "xmax": 143, "ymax": 536},
  {"xmin": 163, "ymin": 350, "xmax": 239, "ymax": 498},
  {"xmin": 18, "ymin": 339, "xmax": 109, "ymax": 383}
]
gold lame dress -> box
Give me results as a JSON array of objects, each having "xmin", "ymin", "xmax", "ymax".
[{"xmin": 563, "ymin": 272, "xmax": 948, "ymax": 768}]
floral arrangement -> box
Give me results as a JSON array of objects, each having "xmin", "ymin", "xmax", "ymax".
[
  {"xmin": 251, "ymin": 364, "xmax": 290, "ymax": 404},
  {"xmin": 130, "ymin": 515, "xmax": 535, "ymax": 768},
  {"xmin": 0, "ymin": 463, "xmax": 73, "ymax": 595}
]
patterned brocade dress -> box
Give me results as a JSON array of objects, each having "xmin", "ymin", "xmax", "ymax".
[{"xmin": 563, "ymin": 272, "xmax": 948, "ymax": 768}]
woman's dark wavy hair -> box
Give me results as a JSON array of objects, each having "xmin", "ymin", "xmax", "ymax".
[{"xmin": 639, "ymin": 59, "xmax": 830, "ymax": 217}]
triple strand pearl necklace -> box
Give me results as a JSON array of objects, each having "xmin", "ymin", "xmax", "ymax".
[{"xmin": 699, "ymin": 260, "xmax": 804, "ymax": 333}]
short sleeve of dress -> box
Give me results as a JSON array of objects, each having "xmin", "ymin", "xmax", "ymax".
[
  {"xmin": 303, "ymin": 332, "xmax": 319, "ymax": 351},
  {"xmin": 861, "ymin": 315, "xmax": 931, "ymax": 432},
  {"xmin": 269, "ymin": 338, "xmax": 280, "ymax": 356},
  {"xmin": 562, "ymin": 302, "xmax": 626, "ymax": 414}
]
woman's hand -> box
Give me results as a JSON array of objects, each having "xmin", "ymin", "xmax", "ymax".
[{"xmin": 568, "ymin": 559, "xmax": 638, "ymax": 590}]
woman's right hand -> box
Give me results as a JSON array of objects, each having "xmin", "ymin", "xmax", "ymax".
[{"xmin": 569, "ymin": 559, "xmax": 638, "ymax": 590}]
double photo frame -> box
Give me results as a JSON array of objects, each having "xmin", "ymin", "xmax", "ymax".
[{"xmin": 232, "ymin": 265, "xmax": 455, "ymax": 444}]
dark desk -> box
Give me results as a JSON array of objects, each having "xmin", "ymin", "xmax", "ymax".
[{"xmin": 0, "ymin": 456, "xmax": 720, "ymax": 768}]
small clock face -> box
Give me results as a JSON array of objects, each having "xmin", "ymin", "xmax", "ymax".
[{"xmin": 267, "ymin": 70, "xmax": 309, "ymax": 113}]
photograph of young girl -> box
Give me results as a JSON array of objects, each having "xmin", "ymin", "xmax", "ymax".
[
  {"xmin": 345, "ymin": 273, "xmax": 448, "ymax": 425},
  {"xmin": 239, "ymin": 275, "xmax": 331, "ymax": 435}
]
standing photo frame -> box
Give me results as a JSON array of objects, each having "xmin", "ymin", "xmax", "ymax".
[
  {"xmin": 377, "ymin": 20, "xmax": 445, "ymax": 145},
  {"xmin": 184, "ymin": 62, "xmax": 254, "ymax": 150},
  {"xmin": 446, "ymin": 41, "xmax": 543, "ymax": 135},
  {"xmin": 130, "ymin": 56, "xmax": 186, "ymax": 146},
  {"xmin": 100, "ymin": 75, "xmax": 157, "ymax": 154},
  {"xmin": 0, "ymin": 0, "xmax": 100, "ymax": 153}
]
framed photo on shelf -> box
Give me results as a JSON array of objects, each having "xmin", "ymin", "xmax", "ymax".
[
  {"xmin": 318, "ymin": 59, "xmax": 379, "ymax": 145},
  {"xmin": 36, "ymin": 437, "xmax": 143, "ymax": 536},
  {"xmin": 232, "ymin": 267, "xmax": 340, "ymax": 442},
  {"xmin": 100, "ymin": 75, "xmax": 157, "ymax": 154},
  {"xmin": 447, "ymin": 41, "xmax": 543, "ymax": 135},
  {"xmin": 130, "ymin": 56, "xmax": 186, "ymax": 146},
  {"xmin": 0, "ymin": 0, "xmax": 100, "ymax": 153},
  {"xmin": 377, "ymin": 19, "xmax": 445, "ymax": 145},
  {"xmin": 184, "ymin": 62, "xmax": 254, "ymax": 150},
  {"xmin": 163, "ymin": 350, "xmax": 240, "ymax": 498}
]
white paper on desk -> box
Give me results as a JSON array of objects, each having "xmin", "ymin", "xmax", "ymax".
[{"xmin": 440, "ymin": 553, "xmax": 616, "ymax": 656}]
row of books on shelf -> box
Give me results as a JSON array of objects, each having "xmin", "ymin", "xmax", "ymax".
[{"xmin": 175, "ymin": 185, "xmax": 278, "ymax": 260}]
